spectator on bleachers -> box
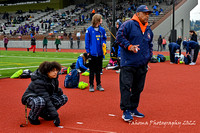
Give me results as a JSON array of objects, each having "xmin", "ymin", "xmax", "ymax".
[
  {"xmin": 10, "ymin": 30, "xmax": 12, "ymax": 36},
  {"xmin": 35, "ymin": 25, "xmax": 39, "ymax": 33},
  {"xmin": 155, "ymin": 10, "xmax": 159, "ymax": 16},
  {"xmin": 63, "ymin": 31, "xmax": 67, "ymax": 39},
  {"xmin": 91, "ymin": 9, "xmax": 95, "ymax": 18},
  {"xmin": 82, "ymin": 14, "xmax": 85, "ymax": 22},
  {"xmin": 159, "ymin": 7, "xmax": 164, "ymax": 14}
]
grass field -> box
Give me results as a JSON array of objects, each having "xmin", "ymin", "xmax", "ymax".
[{"xmin": 0, "ymin": 50, "xmax": 110, "ymax": 78}]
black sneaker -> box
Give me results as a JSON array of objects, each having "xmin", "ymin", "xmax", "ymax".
[
  {"xmin": 27, "ymin": 48, "xmax": 29, "ymax": 51},
  {"xmin": 28, "ymin": 116, "xmax": 40, "ymax": 125},
  {"xmin": 96, "ymin": 84, "xmax": 104, "ymax": 91}
]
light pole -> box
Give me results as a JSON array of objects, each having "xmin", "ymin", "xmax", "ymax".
[
  {"xmin": 111, "ymin": 0, "xmax": 116, "ymax": 47},
  {"xmin": 170, "ymin": 0, "xmax": 177, "ymax": 42}
]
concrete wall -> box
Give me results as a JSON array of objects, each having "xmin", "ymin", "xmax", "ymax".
[
  {"xmin": 0, "ymin": 40, "xmax": 111, "ymax": 50},
  {"xmin": 153, "ymin": 0, "xmax": 198, "ymax": 40}
]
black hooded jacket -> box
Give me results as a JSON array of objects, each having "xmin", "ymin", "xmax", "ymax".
[{"xmin": 21, "ymin": 69, "xmax": 63, "ymax": 119}]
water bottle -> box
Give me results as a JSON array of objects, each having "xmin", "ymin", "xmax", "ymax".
[{"xmin": 158, "ymin": 58, "xmax": 160, "ymax": 62}]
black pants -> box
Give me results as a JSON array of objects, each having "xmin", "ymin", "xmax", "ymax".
[
  {"xmin": 70, "ymin": 40, "xmax": 73, "ymax": 49},
  {"xmin": 120, "ymin": 65, "xmax": 148, "ymax": 111},
  {"xmin": 169, "ymin": 47, "xmax": 175, "ymax": 63},
  {"xmin": 77, "ymin": 38, "xmax": 80, "ymax": 49},
  {"xmin": 158, "ymin": 44, "xmax": 162, "ymax": 51},
  {"xmin": 192, "ymin": 44, "xmax": 199, "ymax": 62},
  {"xmin": 4, "ymin": 43, "xmax": 7, "ymax": 50},
  {"xmin": 43, "ymin": 44, "xmax": 47, "ymax": 51},
  {"xmin": 80, "ymin": 63, "xmax": 89, "ymax": 72},
  {"xmin": 89, "ymin": 56, "xmax": 103, "ymax": 86},
  {"xmin": 56, "ymin": 44, "xmax": 59, "ymax": 50}
]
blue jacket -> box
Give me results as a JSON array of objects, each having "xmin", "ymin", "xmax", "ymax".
[
  {"xmin": 85, "ymin": 26, "xmax": 107, "ymax": 57},
  {"xmin": 76, "ymin": 56, "xmax": 88, "ymax": 70},
  {"xmin": 183, "ymin": 41, "xmax": 199, "ymax": 54},
  {"xmin": 116, "ymin": 20, "xmax": 153, "ymax": 67},
  {"xmin": 168, "ymin": 42, "xmax": 180, "ymax": 52},
  {"xmin": 168, "ymin": 42, "xmax": 181, "ymax": 55}
]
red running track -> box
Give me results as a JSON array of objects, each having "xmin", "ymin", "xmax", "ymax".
[{"xmin": 0, "ymin": 49, "xmax": 199, "ymax": 133}]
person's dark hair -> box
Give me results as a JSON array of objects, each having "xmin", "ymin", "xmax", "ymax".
[
  {"xmin": 83, "ymin": 53, "xmax": 88, "ymax": 59},
  {"xmin": 39, "ymin": 61, "xmax": 61, "ymax": 75},
  {"xmin": 189, "ymin": 30, "xmax": 197, "ymax": 35}
]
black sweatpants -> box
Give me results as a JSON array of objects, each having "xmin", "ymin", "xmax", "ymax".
[
  {"xmin": 56, "ymin": 44, "xmax": 59, "ymax": 50},
  {"xmin": 120, "ymin": 65, "xmax": 148, "ymax": 111},
  {"xmin": 4, "ymin": 43, "xmax": 8, "ymax": 50},
  {"xmin": 192, "ymin": 44, "xmax": 199, "ymax": 62},
  {"xmin": 169, "ymin": 47, "xmax": 176, "ymax": 63},
  {"xmin": 89, "ymin": 56, "xmax": 103, "ymax": 86}
]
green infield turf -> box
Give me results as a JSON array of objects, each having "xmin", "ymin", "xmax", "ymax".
[{"xmin": 0, "ymin": 51, "xmax": 110, "ymax": 78}]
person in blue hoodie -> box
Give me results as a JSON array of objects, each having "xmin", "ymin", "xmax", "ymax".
[
  {"xmin": 116, "ymin": 5, "xmax": 153, "ymax": 122},
  {"xmin": 85, "ymin": 14, "xmax": 107, "ymax": 92},
  {"xmin": 76, "ymin": 53, "xmax": 89, "ymax": 72},
  {"xmin": 183, "ymin": 40, "xmax": 199, "ymax": 65},
  {"xmin": 168, "ymin": 42, "xmax": 181, "ymax": 64}
]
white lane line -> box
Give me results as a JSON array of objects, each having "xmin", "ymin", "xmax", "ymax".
[
  {"xmin": 0, "ymin": 55, "xmax": 77, "ymax": 60},
  {"xmin": 0, "ymin": 63, "xmax": 72, "ymax": 70},
  {"xmin": 0, "ymin": 55, "xmax": 109, "ymax": 61},
  {"xmin": 58, "ymin": 126, "xmax": 116, "ymax": 133}
]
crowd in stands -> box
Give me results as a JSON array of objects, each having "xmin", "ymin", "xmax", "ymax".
[{"xmin": 0, "ymin": 0, "xmax": 182, "ymax": 39}]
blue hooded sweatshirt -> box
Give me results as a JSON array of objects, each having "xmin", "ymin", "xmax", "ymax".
[{"xmin": 183, "ymin": 41, "xmax": 199, "ymax": 54}]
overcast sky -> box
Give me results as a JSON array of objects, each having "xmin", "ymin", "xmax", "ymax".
[{"xmin": 190, "ymin": 0, "xmax": 200, "ymax": 21}]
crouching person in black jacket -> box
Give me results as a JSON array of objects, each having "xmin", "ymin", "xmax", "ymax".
[{"xmin": 21, "ymin": 61, "xmax": 68, "ymax": 126}]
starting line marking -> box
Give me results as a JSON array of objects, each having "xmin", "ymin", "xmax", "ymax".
[{"xmin": 58, "ymin": 126, "xmax": 116, "ymax": 133}]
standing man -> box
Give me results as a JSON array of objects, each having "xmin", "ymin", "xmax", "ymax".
[
  {"xmin": 157, "ymin": 35, "xmax": 163, "ymax": 51},
  {"xmin": 116, "ymin": 5, "xmax": 153, "ymax": 122},
  {"xmin": 55, "ymin": 36, "xmax": 61, "ymax": 52},
  {"xmin": 76, "ymin": 31, "xmax": 81, "ymax": 49},
  {"xmin": 85, "ymin": 14, "xmax": 107, "ymax": 92},
  {"xmin": 3, "ymin": 36, "xmax": 9, "ymax": 51},
  {"xmin": 176, "ymin": 36, "xmax": 182, "ymax": 49}
]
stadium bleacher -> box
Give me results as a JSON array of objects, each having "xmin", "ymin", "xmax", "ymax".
[{"xmin": 0, "ymin": 0, "xmax": 183, "ymax": 41}]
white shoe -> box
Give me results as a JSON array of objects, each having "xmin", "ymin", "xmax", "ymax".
[
  {"xmin": 189, "ymin": 62, "xmax": 196, "ymax": 65},
  {"xmin": 116, "ymin": 69, "xmax": 120, "ymax": 73},
  {"xmin": 170, "ymin": 62, "xmax": 174, "ymax": 64}
]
